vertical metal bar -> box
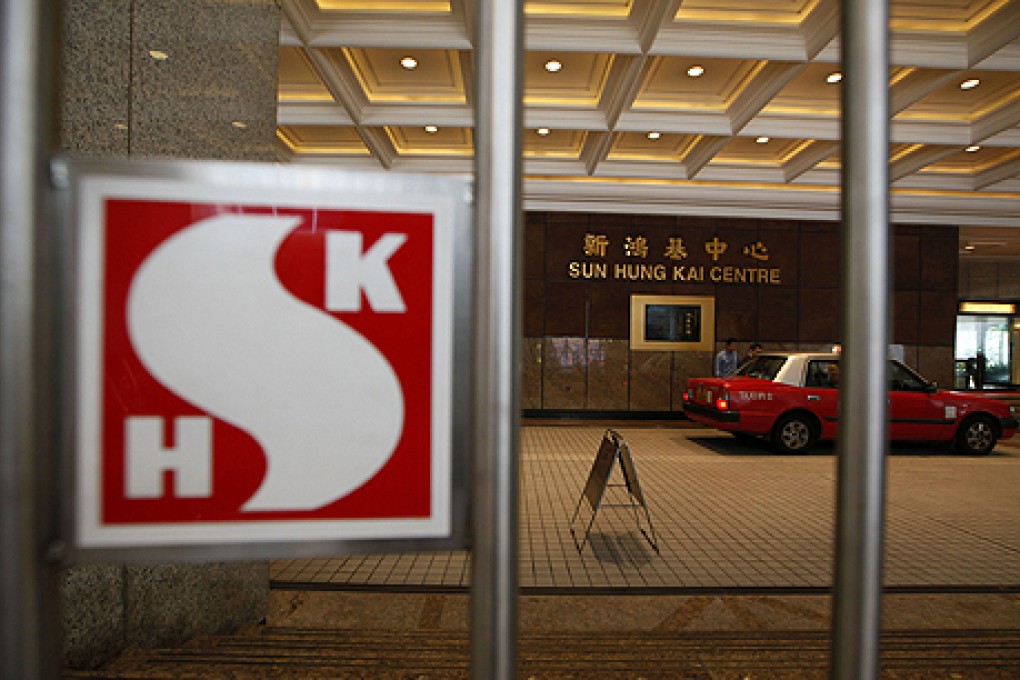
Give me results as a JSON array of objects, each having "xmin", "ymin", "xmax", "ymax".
[
  {"xmin": 833, "ymin": 0, "xmax": 890, "ymax": 677},
  {"xmin": 1, "ymin": 1, "xmax": 62, "ymax": 678},
  {"xmin": 470, "ymin": 0, "xmax": 523, "ymax": 678}
]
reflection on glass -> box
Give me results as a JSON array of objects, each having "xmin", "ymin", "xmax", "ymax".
[
  {"xmin": 549, "ymin": 338, "xmax": 586, "ymax": 368},
  {"xmin": 645, "ymin": 304, "xmax": 701, "ymax": 342}
]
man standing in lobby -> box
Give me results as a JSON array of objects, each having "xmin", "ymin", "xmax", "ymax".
[{"xmin": 715, "ymin": 337, "xmax": 740, "ymax": 377}]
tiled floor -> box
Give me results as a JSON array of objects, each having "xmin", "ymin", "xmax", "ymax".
[{"xmin": 271, "ymin": 425, "xmax": 1020, "ymax": 591}]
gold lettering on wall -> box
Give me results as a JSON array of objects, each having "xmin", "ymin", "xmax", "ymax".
[{"xmin": 570, "ymin": 231, "xmax": 783, "ymax": 285}]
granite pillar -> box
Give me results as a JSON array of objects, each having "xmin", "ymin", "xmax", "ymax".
[{"xmin": 60, "ymin": 0, "xmax": 279, "ymax": 669}]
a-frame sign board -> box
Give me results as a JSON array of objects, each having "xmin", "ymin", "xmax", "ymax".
[{"xmin": 569, "ymin": 429, "xmax": 659, "ymax": 553}]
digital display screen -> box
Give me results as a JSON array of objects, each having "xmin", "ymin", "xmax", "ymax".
[{"xmin": 644, "ymin": 304, "xmax": 701, "ymax": 342}]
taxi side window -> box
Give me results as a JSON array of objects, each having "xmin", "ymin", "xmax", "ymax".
[
  {"xmin": 806, "ymin": 360, "xmax": 840, "ymax": 388},
  {"xmin": 889, "ymin": 361, "xmax": 927, "ymax": 391}
]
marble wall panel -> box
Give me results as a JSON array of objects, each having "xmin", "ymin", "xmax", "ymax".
[
  {"xmin": 522, "ymin": 338, "xmax": 544, "ymax": 410},
  {"xmin": 587, "ymin": 339, "xmax": 629, "ymax": 410},
  {"xmin": 588, "ymin": 284, "xmax": 630, "ymax": 339},
  {"xmin": 919, "ymin": 226, "xmax": 959, "ymax": 292},
  {"xmin": 996, "ymin": 264, "xmax": 1020, "ymax": 299},
  {"xmin": 758, "ymin": 221, "xmax": 799, "ymax": 288},
  {"xmin": 524, "ymin": 280, "xmax": 545, "ymax": 337},
  {"xmin": 758, "ymin": 286, "xmax": 798, "ymax": 341},
  {"xmin": 544, "ymin": 280, "xmax": 588, "ymax": 336},
  {"xmin": 916, "ymin": 345, "xmax": 955, "ymax": 391},
  {"xmin": 965, "ymin": 262, "xmax": 999, "ymax": 298},
  {"xmin": 893, "ymin": 228, "xmax": 921, "ymax": 290},
  {"xmin": 629, "ymin": 351, "xmax": 672, "ymax": 411},
  {"xmin": 544, "ymin": 214, "xmax": 590, "ymax": 281},
  {"xmin": 893, "ymin": 289, "xmax": 921, "ymax": 345},
  {"xmin": 798, "ymin": 288, "xmax": 839, "ymax": 343},
  {"xmin": 799, "ymin": 227, "xmax": 840, "ymax": 289},
  {"xmin": 542, "ymin": 338, "xmax": 587, "ymax": 410},
  {"xmin": 672, "ymin": 351, "xmax": 713, "ymax": 411},
  {"xmin": 715, "ymin": 285, "xmax": 758, "ymax": 343},
  {"xmin": 524, "ymin": 213, "xmax": 546, "ymax": 280},
  {"xmin": 919, "ymin": 290, "xmax": 957, "ymax": 346}
]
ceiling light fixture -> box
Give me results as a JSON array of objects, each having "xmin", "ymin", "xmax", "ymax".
[
  {"xmin": 826, "ymin": 72, "xmax": 843, "ymax": 83},
  {"xmin": 231, "ymin": 121, "xmax": 248, "ymax": 129},
  {"xmin": 965, "ymin": 145, "xmax": 981, "ymax": 152},
  {"xmin": 400, "ymin": 56, "xmax": 418, "ymax": 70},
  {"xmin": 963, "ymin": 244, "xmax": 976, "ymax": 251},
  {"xmin": 424, "ymin": 125, "xmax": 438, "ymax": 133},
  {"xmin": 756, "ymin": 136, "xmax": 770, "ymax": 144},
  {"xmin": 544, "ymin": 59, "xmax": 562, "ymax": 73},
  {"xmin": 960, "ymin": 78, "xmax": 980, "ymax": 90},
  {"xmin": 148, "ymin": 49, "xmax": 169, "ymax": 61},
  {"xmin": 113, "ymin": 122, "xmax": 128, "ymax": 130},
  {"xmin": 687, "ymin": 65, "xmax": 704, "ymax": 77},
  {"xmin": 537, "ymin": 128, "xmax": 550, "ymax": 136},
  {"xmin": 647, "ymin": 131, "xmax": 661, "ymax": 140}
]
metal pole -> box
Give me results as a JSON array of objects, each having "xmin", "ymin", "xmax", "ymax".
[
  {"xmin": 1, "ymin": 0, "xmax": 62, "ymax": 678},
  {"xmin": 470, "ymin": 0, "xmax": 523, "ymax": 678},
  {"xmin": 833, "ymin": 0, "xmax": 890, "ymax": 676}
]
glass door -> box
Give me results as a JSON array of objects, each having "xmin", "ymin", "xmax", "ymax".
[{"xmin": 955, "ymin": 314, "xmax": 1013, "ymax": 388}]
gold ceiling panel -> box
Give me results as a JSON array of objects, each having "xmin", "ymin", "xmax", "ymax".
[
  {"xmin": 713, "ymin": 136, "xmax": 807, "ymax": 165},
  {"xmin": 342, "ymin": 48, "xmax": 467, "ymax": 103},
  {"xmin": 635, "ymin": 57, "xmax": 761, "ymax": 111},
  {"xmin": 766, "ymin": 63, "xmax": 842, "ymax": 115},
  {"xmin": 524, "ymin": 52, "xmax": 614, "ymax": 106},
  {"xmin": 924, "ymin": 147, "xmax": 1020, "ymax": 173},
  {"xmin": 277, "ymin": 125, "xmax": 369, "ymax": 154},
  {"xmin": 898, "ymin": 71, "xmax": 1020, "ymax": 121},
  {"xmin": 675, "ymin": 0, "xmax": 819, "ymax": 24},
  {"xmin": 386, "ymin": 126, "xmax": 473, "ymax": 155},
  {"xmin": 889, "ymin": 0, "xmax": 1007, "ymax": 30},
  {"xmin": 524, "ymin": 129, "xmax": 588, "ymax": 158},
  {"xmin": 525, "ymin": 0, "xmax": 633, "ymax": 17},
  {"xmin": 315, "ymin": 1, "xmax": 451, "ymax": 12},
  {"xmin": 278, "ymin": 47, "xmax": 333, "ymax": 102},
  {"xmin": 608, "ymin": 132, "xmax": 696, "ymax": 162},
  {"xmin": 276, "ymin": 0, "xmax": 1020, "ymax": 237}
]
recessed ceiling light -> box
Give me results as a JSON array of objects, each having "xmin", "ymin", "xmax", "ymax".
[
  {"xmin": 826, "ymin": 72, "xmax": 843, "ymax": 84},
  {"xmin": 536, "ymin": 128, "xmax": 551, "ymax": 136},
  {"xmin": 231, "ymin": 121, "xmax": 248, "ymax": 129},
  {"xmin": 965, "ymin": 145, "xmax": 981, "ymax": 152},
  {"xmin": 148, "ymin": 49, "xmax": 169, "ymax": 61},
  {"xmin": 113, "ymin": 122, "xmax": 128, "ymax": 130},
  {"xmin": 687, "ymin": 65, "xmax": 704, "ymax": 77},
  {"xmin": 400, "ymin": 56, "xmax": 418, "ymax": 70},
  {"xmin": 963, "ymin": 244, "xmax": 976, "ymax": 250},
  {"xmin": 756, "ymin": 136, "xmax": 770, "ymax": 144},
  {"xmin": 544, "ymin": 59, "xmax": 562, "ymax": 73},
  {"xmin": 647, "ymin": 131, "xmax": 661, "ymax": 140},
  {"xmin": 424, "ymin": 125, "xmax": 438, "ymax": 133},
  {"xmin": 960, "ymin": 78, "xmax": 980, "ymax": 90}
]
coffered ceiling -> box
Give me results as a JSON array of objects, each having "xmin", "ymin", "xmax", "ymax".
[{"xmin": 277, "ymin": 0, "xmax": 1020, "ymax": 259}]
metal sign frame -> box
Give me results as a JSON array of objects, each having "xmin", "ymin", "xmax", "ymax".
[
  {"xmin": 58, "ymin": 157, "xmax": 473, "ymax": 563},
  {"xmin": 569, "ymin": 429, "xmax": 658, "ymax": 553}
]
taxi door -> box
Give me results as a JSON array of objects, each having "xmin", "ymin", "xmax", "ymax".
[
  {"xmin": 803, "ymin": 359, "xmax": 841, "ymax": 439},
  {"xmin": 887, "ymin": 360, "xmax": 950, "ymax": 441}
]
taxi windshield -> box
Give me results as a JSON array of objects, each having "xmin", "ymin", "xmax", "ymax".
[{"xmin": 734, "ymin": 355, "xmax": 787, "ymax": 380}]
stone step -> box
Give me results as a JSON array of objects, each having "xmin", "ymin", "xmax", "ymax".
[{"xmin": 64, "ymin": 627, "xmax": 1020, "ymax": 679}]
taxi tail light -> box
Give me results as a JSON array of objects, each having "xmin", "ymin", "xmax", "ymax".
[{"xmin": 715, "ymin": 392, "xmax": 730, "ymax": 411}]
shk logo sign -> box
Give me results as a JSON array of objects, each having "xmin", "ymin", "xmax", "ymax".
[{"xmin": 74, "ymin": 173, "xmax": 459, "ymax": 550}]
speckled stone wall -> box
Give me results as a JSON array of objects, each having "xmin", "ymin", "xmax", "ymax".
[
  {"xmin": 524, "ymin": 213, "xmax": 959, "ymax": 414},
  {"xmin": 60, "ymin": 0, "xmax": 279, "ymax": 669}
]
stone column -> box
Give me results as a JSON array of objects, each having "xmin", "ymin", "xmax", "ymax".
[{"xmin": 60, "ymin": 0, "xmax": 279, "ymax": 669}]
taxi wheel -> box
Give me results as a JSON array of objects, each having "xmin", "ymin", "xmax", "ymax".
[
  {"xmin": 955, "ymin": 415, "xmax": 997, "ymax": 456},
  {"xmin": 771, "ymin": 413, "xmax": 818, "ymax": 454}
]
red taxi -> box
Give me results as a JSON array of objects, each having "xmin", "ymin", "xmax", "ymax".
[{"xmin": 683, "ymin": 352, "xmax": 1018, "ymax": 455}]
